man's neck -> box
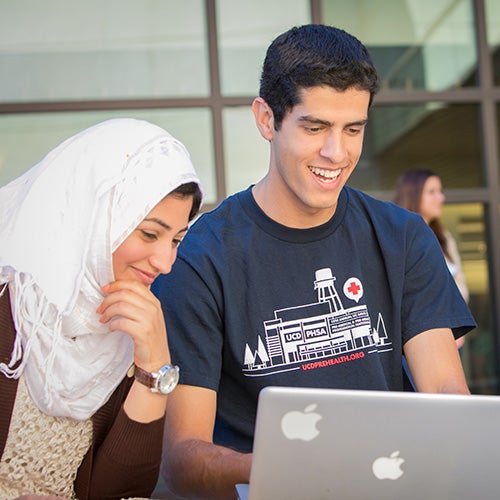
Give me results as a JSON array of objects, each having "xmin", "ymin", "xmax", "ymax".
[{"xmin": 251, "ymin": 179, "xmax": 337, "ymax": 229}]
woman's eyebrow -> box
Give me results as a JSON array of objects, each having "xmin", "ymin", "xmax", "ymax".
[
  {"xmin": 144, "ymin": 217, "xmax": 189, "ymax": 233},
  {"xmin": 143, "ymin": 217, "xmax": 171, "ymax": 231}
]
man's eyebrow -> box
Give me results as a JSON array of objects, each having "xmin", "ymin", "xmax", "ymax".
[
  {"xmin": 297, "ymin": 115, "xmax": 368, "ymax": 127},
  {"xmin": 298, "ymin": 116, "xmax": 333, "ymax": 127},
  {"xmin": 143, "ymin": 217, "xmax": 188, "ymax": 234}
]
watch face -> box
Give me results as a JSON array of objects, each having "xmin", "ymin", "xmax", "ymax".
[{"xmin": 156, "ymin": 365, "xmax": 180, "ymax": 394}]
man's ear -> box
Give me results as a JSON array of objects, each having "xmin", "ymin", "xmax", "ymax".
[{"xmin": 252, "ymin": 97, "xmax": 275, "ymax": 141}]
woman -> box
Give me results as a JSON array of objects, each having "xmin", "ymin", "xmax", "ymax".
[
  {"xmin": 0, "ymin": 118, "xmax": 202, "ymax": 499},
  {"xmin": 393, "ymin": 168, "xmax": 469, "ymax": 348}
]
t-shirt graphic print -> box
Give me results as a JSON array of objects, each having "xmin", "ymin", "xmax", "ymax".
[{"xmin": 242, "ymin": 267, "xmax": 392, "ymax": 377}]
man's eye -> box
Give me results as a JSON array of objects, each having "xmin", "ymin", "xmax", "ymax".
[{"xmin": 347, "ymin": 127, "xmax": 362, "ymax": 135}]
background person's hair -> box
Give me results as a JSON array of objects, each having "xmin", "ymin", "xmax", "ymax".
[
  {"xmin": 393, "ymin": 168, "xmax": 449, "ymax": 259},
  {"xmin": 259, "ymin": 24, "xmax": 380, "ymax": 130}
]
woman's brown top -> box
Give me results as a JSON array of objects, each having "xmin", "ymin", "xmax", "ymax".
[{"xmin": 0, "ymin": 288, "xmax": 165, "ymax": 500}]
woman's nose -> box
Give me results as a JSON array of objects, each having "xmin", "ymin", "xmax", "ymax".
[{"xmin": 150, "ymin": 245, "xmax": 176, "ymax": 275}]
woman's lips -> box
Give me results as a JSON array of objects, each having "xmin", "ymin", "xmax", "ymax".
[{"xmin": 133, "ymin": 267, "xmax": 157, "ymax": 286}]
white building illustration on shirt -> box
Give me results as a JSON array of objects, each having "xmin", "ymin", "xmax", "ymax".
[{"xmin": 243, "ymin": 268, "xmax": 391, "ymax": 375}]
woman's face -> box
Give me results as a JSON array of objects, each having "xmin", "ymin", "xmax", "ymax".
[
  {"xmin": 112, "ymin": 193, "xmax": 193, "ymax": 287},
  {"xmin": 420, "ymin": 175, "xmax": 445, "ymax": 224}
]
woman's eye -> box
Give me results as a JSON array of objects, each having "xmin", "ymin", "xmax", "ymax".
[
  {"xmin": 141, "ymin": 230, "xmax": 157, "ymax": 240},
  {"xmin": 173, "ymin": 238, "xmax": 183, "ymax": 248}
]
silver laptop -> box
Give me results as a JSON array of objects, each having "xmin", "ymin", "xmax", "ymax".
[{"xmin": 236, "ymin": 386, "xmax": 500, "ymax": 500}]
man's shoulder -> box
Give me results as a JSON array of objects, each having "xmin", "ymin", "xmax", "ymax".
[
  {"xmin": 344, "ymin": 186, "xmax": 423, "ymax": 225},
  {"xmin": 188, "ymin": 190, "xmax": 245, "ymax": 231},
  {"xmin": 179, "ymin": 188, "xmax": 252, "ymax": 257}
]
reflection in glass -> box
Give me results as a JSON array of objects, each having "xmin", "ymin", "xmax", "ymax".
[
  {"xmin": 322, "ymin": 0, "xmax": 477, "ymax": 90},
  {"xmin": 223, "ymin": 106, "xmax": 268, "ymax": 195},
  {"xmin": 352, "ymin": 103, "xmax": 483, "ymax": 191},
  {"xmin": 216, "ymin": 0, "xmax": 310, "ymax": 96},
  {"xmin": 494, "ymin": 105, "xmax": 500, "ymax": 174},
  {"xmin": 0, "ymin": 0, "xmax": 209, "ymax": 101},
  {"xmin": 485, "ymin": 0, "xmax": 500, "ymax": 86},
  {"xmin": 0, "ymin": 109, "xmax": 217, "ymax": 203},
  {"xmin": 442, "ymin": 204, "xmax": 496, "ymax": 394}
]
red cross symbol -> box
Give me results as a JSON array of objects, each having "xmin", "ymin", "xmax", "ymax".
[{"xmin": 347, "ymin": 281, "xmax": 361, "ymax": 295}]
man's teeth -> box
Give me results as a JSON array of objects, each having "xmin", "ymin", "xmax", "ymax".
[{"xmin": 309, "ymin": 166, "xmax": 341, "ymax": 181}]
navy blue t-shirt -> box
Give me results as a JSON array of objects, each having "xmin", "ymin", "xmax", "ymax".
[{"xmin": 153, "ymin": 186, "xmax": 475, "ymax": 452}]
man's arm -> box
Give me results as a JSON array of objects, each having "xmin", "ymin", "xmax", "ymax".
[
  {"xmin": 162, "ymin": 384, "xmax": 252, "ymax": 499},
  {"xmin": 404, "ymin": 327, "xmax": 470, "ymax": 394}
]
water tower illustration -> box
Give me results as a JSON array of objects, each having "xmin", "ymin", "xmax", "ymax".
[{"xmin": 314, "ymin": 268, "xmax": 343, "ymax": 312}]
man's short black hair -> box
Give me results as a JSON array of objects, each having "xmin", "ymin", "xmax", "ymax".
[{"xmin": 259, "ymin": 24, "xmax": 380, "ymax": 129}]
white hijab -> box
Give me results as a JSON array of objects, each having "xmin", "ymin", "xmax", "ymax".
[{"xmin": 0, "ymin": 118, "xmax": 202, "ymax": 420}]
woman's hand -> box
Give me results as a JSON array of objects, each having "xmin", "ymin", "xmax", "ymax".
[
  {"xmin": 97, "ymin": 279, "xmax": 171, "ymax": 372},
  {"xmin": 97, "ymin": 279, "xmax": 173, "ymax": 422}
]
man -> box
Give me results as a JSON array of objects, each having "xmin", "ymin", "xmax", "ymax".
[{"xmin": 153, "ymin": 24, "xmax": 475, "ymax": 499}]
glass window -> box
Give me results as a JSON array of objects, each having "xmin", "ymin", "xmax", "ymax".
[
  {"xmin": 442, "ymin": 203, "xmax": 496, "ymax": 394},
  {"xmin": 0, "ymin": 0, "xmax": 209, "ymax": 102},
  {"xmin": 216, "ymin": 0, "xmax": 310, "ymax": 96},
  {"xmin": 485, "ymin": 0, "xmax": 500, "ymax": 86},
  {"xmin": 223, "ymin": 106, "xmax": 269, "ymax": 195},
  {"xmin": 0, "ymin": 109, "xmax": 217, "ymax": 203},
  {"xmin": 494, "ymin": 104, "xmax": 500, "ymax": 177},
  {"xmin": 321, "ymin": 0, "xmax": 477, "ymax": 90},
  {"xmin": 353, "ymin": 103, "xmax": 484, "ymax": 192}
]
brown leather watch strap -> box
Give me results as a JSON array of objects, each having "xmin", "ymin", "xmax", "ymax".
[{"xmin": 133, "ymin": 364, "xmax": 155, "ymax": 388}]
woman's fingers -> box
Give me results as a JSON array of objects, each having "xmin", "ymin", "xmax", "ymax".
[{"xmin": 97, "ymin": 279, "xmax": 170, "ymax": 370}]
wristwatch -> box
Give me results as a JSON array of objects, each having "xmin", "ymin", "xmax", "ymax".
[{"xmin": 134, "ymin": 363, "xmax": 180, "ymax": 394}]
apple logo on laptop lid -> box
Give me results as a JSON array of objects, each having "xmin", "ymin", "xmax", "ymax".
[
  {"xmin": 280, "ymin": 404, "xmax": 322, "ymax": 441},
  {"xmin": 372, "ymin": 451, "xmax": 405, "ymax": 480}
]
